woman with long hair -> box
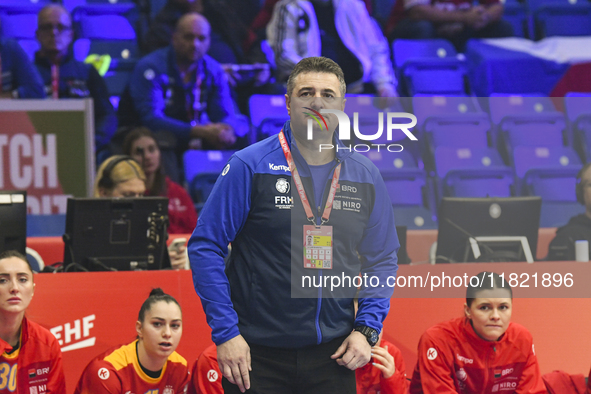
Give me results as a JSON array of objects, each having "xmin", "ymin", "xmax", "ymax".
[{"xmin": 123, "ymin": 128, "xmax": 197, "ymax": 234}]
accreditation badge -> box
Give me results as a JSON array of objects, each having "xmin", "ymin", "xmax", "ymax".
[{"xmin": 303, "ymin": 225, "xmax": 333, "ymax": 269}]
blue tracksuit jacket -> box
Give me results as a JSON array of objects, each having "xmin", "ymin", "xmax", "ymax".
[{"xmin": 189, "ymin": 121, "xmax": 399, "ymax": 348}]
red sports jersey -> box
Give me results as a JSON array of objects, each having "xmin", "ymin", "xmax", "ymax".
[
  {"xmin": 74, "ymin": 340, "xmax": 190, "ymax": 394},
  {"xmin": 409, "ymin": 317, "xmax": 546, "ymax": 394},
  {"xmin": 0, "ymin": 317, "xmax": 66, "ymax": 394},
  {"xmin": 188, "ymin": 345, "xmax": 221, "ymax": 394},
  {"xmin": 356, "ymin": 340, "xmax": 408, "ymax": 394}
]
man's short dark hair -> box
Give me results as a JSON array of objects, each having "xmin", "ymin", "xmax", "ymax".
[{"xmin": 286, "ymin": 57, "xmax": 346, "ymax": 97}]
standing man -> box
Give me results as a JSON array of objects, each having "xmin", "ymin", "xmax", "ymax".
[
  {"xmin": 34, "ymin": 4, "xmax": 117, "ymax": 163},
  {"xmin": 118, "ymin": 13, "xmax": 240, "ymax": 150},
  {"xmin": 189, "ymin": 57, "xmax": 399, "ymax": 393}
]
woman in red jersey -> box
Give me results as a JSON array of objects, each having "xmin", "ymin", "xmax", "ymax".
[
  {"xmin": 74, "ymin": 288, "xmax": 190, "ymax": 394},
  {"xmin": 0, "ymin": 250, "xmax": 66, "ymax": 393},
  {"xmin": 410, "ymin": 271, "xmax": 546, "ymax": 394}
]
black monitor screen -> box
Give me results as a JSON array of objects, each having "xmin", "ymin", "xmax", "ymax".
[
  {"xmin": 436, "ymin": 197, "xmax": 542, "ymax": 263},
  {"xmin": 0, "ymin": 191, "xmax": 27, "ymax": 255},
  {"xmin": 63, "ymin": 197, "xmax": 170, "ymax": 271}
]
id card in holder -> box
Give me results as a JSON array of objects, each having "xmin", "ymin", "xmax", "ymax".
[{"xmin": 303, "ymin": 225, "xmax": 333, "ymax": 269}]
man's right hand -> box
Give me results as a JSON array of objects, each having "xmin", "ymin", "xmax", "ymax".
[{"xmin": 217, "ymin": 335, "xmax": 251, "ymax": 393}]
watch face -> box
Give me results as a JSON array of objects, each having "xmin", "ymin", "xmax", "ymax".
[{"xmin": 369, "ymin": 331, "xmax": 379, "ymax": 345}]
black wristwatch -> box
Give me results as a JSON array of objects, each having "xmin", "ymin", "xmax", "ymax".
[{"xmin": 354, "ymin": 326, "xmax": 379, "ymax": 346}]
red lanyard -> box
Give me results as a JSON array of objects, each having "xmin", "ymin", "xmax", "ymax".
[
  {"xmin": 278, "ymin": 130, "xmax": 341, "ymax": 225},
  {"xmin": 51, "ymin": 64, "xmax": 59, "ymax": 99}
]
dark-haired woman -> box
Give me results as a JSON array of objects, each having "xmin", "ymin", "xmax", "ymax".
[
  {"xmin": 409, "ymin": 272, "xmax": 546, "ymax": 394},
  {"xmin": 123, "ymin": 127, "xmax": 197, "ymax": 234},
  {"xmin": 0, "ymin": 250, "xmax": 66, "ymax": 393},
  {"xmin": 74, "ymin": 288, "xmax": 190, "ymax": 394}
]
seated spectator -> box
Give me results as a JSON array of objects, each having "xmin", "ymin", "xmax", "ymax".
[
  {"xmin": 123, "ymin": 127, "xmax": 198, "ymax": 234},
  {"xmin": 143, "ymin": 0, "xmax": 275, "ymax": 116},
  {"xmin": 409, "ymin": 271, "xmax": 546, "ymax": 393},
  {"xmin": 118, "ymin": 13, "xmax": 240, "ymax": 152},
  {"xmin": 356, "ymin": 332, "xmax": 408, "ymax": 393},
  {"xmin": 548, "ymin": 163, "xmax": 591, "ymax": 261},
  {"xmin": 74, "ymin": 288, "xmax": 190, "ymax": 394},
  {"xmin": 34, "ymin": 4, "xmax": 117, "ymax": 163},
  {"xmin": 0, "ymin": 38, "xmax": 45, "ymax": 99},
  {"xmin": 267, "ymin": 0, "xmax": 397, "ymax": 96},
  {"xmin": 0, "ymin": 250, "xmax": 66, "ymax": 392},
  {"xmin": 188, "ymin": 344, "xmax": 221, "ymax": 394},
  {"xmin": 94, "ymin": 155, "xmax": 187, "ymax": 269},
  {"xmin": 386, "ymin": 0, "xmax": 513, "ymax": 51}
]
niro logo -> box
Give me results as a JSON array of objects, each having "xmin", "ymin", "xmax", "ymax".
[{"xmin": 50, "ymin": 314, "xmax": 96, "ymax": 352}]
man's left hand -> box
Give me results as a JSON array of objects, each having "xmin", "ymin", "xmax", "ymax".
[{"xmin": 331, "ymin": 331, "xmax": 371, "ymax": 370}]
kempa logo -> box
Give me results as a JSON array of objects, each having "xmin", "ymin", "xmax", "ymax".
[
  {"xmin": 456, "ymin": 354, "xmax": 474, "ymax": 364},
  {"xmin": 304, "ymin": 109, "xmax": 418, "ymax": 152},
  {"xmin": 269, "ymin": 163, "xmax": 290, "ymax": 172}
]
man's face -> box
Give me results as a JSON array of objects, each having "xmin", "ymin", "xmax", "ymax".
[
  {"xmin": 36, "ymin": 7, "xmax": 73, "ymax": 57},
  {"xmin": 285, "ymin": 72, "xmax": 345, "ymax": 144},
  {"xmin": 172, "ymin": 17, "xmax": 210, "ymax": 65}
]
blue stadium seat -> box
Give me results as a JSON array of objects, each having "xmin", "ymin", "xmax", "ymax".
[
  {"xmin": 393, "ymin": 39, "xmax": 468, "ymax": 96},
  {"xmin": 500, "ymin": 0, "xmax": 529, "ymax": 38},
  {"xmin": 248, "ymin": 95, "xmax": 289, "ymax": 141},
  {"xmin": 360, "ymin": 150, "xmax": 427, "ymax": 204},
  {"xmin": 530, "ymin": 0, "xmax": 591, "ymax": 39},
  {"xmin": 488, "ymin": 94, "xmax": 568, "ymax": 164},
  {"xmin": 434, "ymin": 147, "xmax": 514, "ymax": 198},
  {"xmin": 0, "ymin": 6, "xmax": 39, "ymax": 40},
  {"xmin": 412, "ymin": 96, "xmax": 492, "ymax": 174},
  {"xmin": 565, "ymin": 93, "xmax": 591, "ymax": 161},
  {"xmin": 183, "ymin": 150, "xmax": 236, "ymax": 211},
  {"xmin": 359, "ymin": 149, "xmax": 436, "ymax": 229},
  {"xmin": 513, "ymin": 145, "xmax": 581, "ymax": 200},
  {"xmin": 74, "ymin": 12, "xmax": 138, "ymax": 97}
]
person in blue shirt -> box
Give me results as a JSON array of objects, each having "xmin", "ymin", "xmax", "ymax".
[
  {"xmin": 189, "ymin": 57, "xmax": 399, "ymax": 394},
  {"xmin": 34, "ymin": 5, "xmax": 117, "ymax": 163},
  {"xmin": 0, "ymin": 38, "xmax": 45, "ymax": 99},
  {"xmin": 118, "ymin": 13, "xmax": 240, "ymax": 150}
]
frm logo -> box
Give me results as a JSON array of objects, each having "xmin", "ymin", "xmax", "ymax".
[{"xmin": 50, "ymin": 315, "xmax": 96, "ymax": 352}]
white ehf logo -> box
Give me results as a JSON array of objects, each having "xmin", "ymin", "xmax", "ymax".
[{"xmin": 276, "ymin": 178, "xmax": 290, "ymax": 194}]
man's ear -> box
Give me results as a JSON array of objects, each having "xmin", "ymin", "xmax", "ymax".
[{"xmin": 285, "ymin": 94, "xmax": 292, "ymax": 117}]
